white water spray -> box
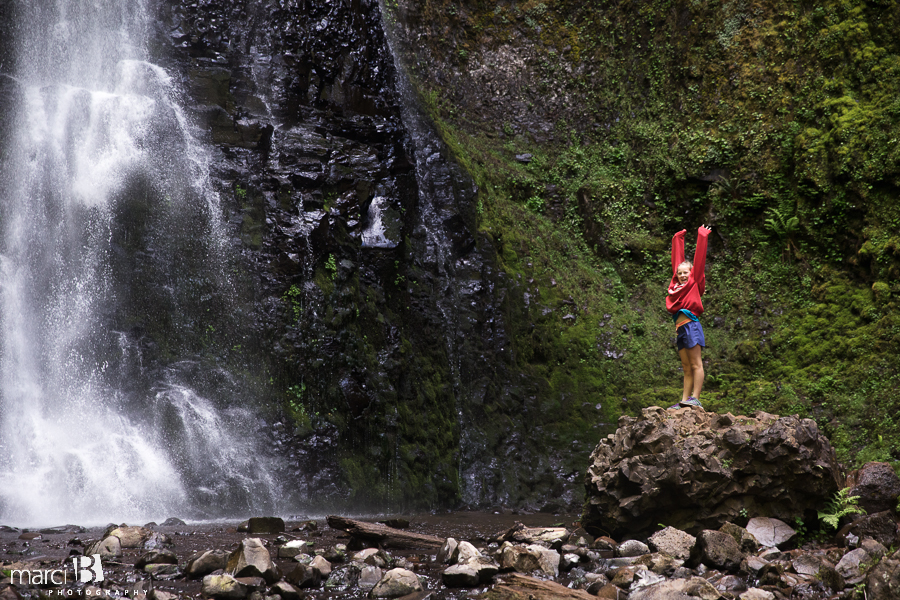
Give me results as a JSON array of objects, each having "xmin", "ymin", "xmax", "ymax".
[{"xmin": 0, "ymin": 0, "xmax": 277, "ymax": 525}]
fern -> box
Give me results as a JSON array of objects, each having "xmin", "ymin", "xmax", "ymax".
[{"xmin": 818, "ymin": 487, "xmax": 866, "ymax": 530}]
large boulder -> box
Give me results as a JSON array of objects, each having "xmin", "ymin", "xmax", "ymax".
[
  {"xmin": 583, "ymin": 407, "xmax": 843, "ymax": 538},
  {"xmin": 846, "ymin": 462, "xmax": 900, "ymax": 514}
]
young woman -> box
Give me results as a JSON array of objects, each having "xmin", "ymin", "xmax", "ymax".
[{"xmin": 667, "ymin": 225, "xmax": 711, "ymax": 408}]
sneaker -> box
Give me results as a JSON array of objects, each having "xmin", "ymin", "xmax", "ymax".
[{"xmin": 680, "ymin": 397, "xmax": 702, "ymax": 407}]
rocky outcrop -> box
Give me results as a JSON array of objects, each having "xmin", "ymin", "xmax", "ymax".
[
  {"xmin": 583, "ymin": 407, "xmax": 844, "ymax": 538},
  {"xmin": 846, "ymin": 461, "xmax": 900, "ymax": 514}
]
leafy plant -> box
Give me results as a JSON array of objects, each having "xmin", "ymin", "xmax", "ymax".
[
  {"xmin": 764, "ymin": 207, "xmax": 801, "ymax": 262},
  {"xmin": 818, "ymin": 487, "xmax": 866, "ymax": 529},
  {"xmin": 325, "ymin": 254, "xmax": 337, "ymax": 279}
]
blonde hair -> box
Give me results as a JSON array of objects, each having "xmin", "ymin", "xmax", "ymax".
[{"xmin": 677, "ymin": 260, "xmax": 693, "ymax": 271}]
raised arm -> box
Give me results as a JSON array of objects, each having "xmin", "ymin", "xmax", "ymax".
[
  {"xmin": 671, "ymin": 229, "xmax": 686, "ymax": 274},
  {"xmin": 694, "ymin": 226, "xmax": 711, "ymax": 294}
]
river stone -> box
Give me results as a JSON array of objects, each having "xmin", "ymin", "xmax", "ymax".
[
  {"xmin": 525, "ymin": 544, "xmax": 560, "ymax": 576},
  {"xmin": 442, "ymin": 563, "xmax": 479, "ymax": 587},
  {"xmin": 310, "ymin": 555, "xmax": 332, "ymax": 577},
  {"xmin": 285, "ymin": 563, "xmax": 320, "ymax": 588},
  {"xmin": 352, "ymin": 548, "xmax": 390, "ymax": 567},
  {"xmin": 186, "ymin": 549, "xmax": 228, "ymax": 578},
  {"xmin": 454, "ymin": 541, "xmax": 482, "ymax": 564},
  {"xmin": 145, "ymin": 564, "xmax": 180, "ymax": 578},
  {"xmin": 324, "ymin": 564, "xmax": 361, "ymax": 590},
  {"xmin": 745, "ymin": 518, "xmax": 795, "ymax": 548},
  {"xmin": 135, "ymin": 549, "xmax": 178, "ymax": 568},
  {"xmin": 437, "ymin": 537, "xmax": 458, "ymax": 563},
  {"xmin": 369, "ymin": 568, "xmax": 422, "ymax": 598},
  {"xmin": 791, "ymin": 553, "xmax": 832, "ymax": 576},
  {"xmin": 143, "ymin": 532, "xmax": 173, "ymax": 550},
  {"xmin": 86, "ymin": 535, "xmax": 122, "ymax": 560},
  {"xmin": 583, "ymin": 408, "xmax": 842, "ymax": 538},
  {"xmin": 739, "ymin": 589, "xmax": 775, "ymax": 600},
  {"xmin": 616, "ymin": 539, "xmax": 649, "ymax": 557},
  {"xmin": 499, "ymin": 523, "xmax": 569, "ymax": 546},
  {"xmin": 560, "ymin": 553, "xmax": 580, "ymax": 570},
  {"xmin": 277, "ymin": 540, "xmax": 311, "ymax": 559},
  {"xmin": 846, "ymin": 461, "xmax": 900, "ymax": 514},
  {"xmin": 323, "ymin": 544, "xmax": 346, "ymax": 563},
  {"xmin": 691, "ymin": 530, "xmax": 742, "ymax": 572},
  {"xmin": 358, "ymin": 565, "xmax": 383, "ymax": 590},
  {"xmin": 719, "ymin": 522, "xmax": 759, "ymax": 554},
  {"xmin": 627, "ymin": 576, "xmax": 721, "ymax": 600},
  {"xmin": 648, "ymin": 526, "xmax": 696, "ymax": 559},
  {"xmin": 499, "ymin": 542, "xmax": 541, "ymax": 572},
  {"xmin": 201, "ymin": 573, "xmax": 251, "ymax": 599},
  {"xmin": 268, "ymin": 581, "xmax": 302, "ymax": 600},
  {"xmin": 107, "ymin": 526, "xmax": 149, "ymax": 548},
  {"xmin": 634, "ymin": 552, "xmax": 684, "ymax": 575},
  {"xmin": 226, "ymin": 538, "xmax": 279, "ymax": 584}
]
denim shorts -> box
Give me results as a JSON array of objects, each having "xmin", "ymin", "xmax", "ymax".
[{"xmin": 676, "ymin": 320, "xmax": 706, "ymax": 351}]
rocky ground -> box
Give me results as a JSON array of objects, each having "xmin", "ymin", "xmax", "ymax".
[{"xmin": 2, "ymin": 508, "xmax": 899, "ymax": 600}]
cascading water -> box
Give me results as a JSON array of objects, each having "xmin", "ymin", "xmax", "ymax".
[{"xmin": 0, "ymin": 0, "xmax": 280, "ymax": 525}]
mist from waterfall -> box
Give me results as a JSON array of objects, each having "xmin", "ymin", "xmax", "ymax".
[{"xmin": 0, "ymin": 0, "xmax": 280, "ymax": 525}]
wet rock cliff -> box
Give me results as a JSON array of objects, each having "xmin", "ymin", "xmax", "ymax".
[{"xmin": 150, "ymin": 0, "xmax": 573, "ymax": 510}]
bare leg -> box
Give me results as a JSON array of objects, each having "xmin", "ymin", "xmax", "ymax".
[
  {"xmin": 679, "ymin": 348, "xmax": 693, "ymax": 403},
  {"xmin": 685, "ymin": 344, "xmax": 704, "ymax": 399}
]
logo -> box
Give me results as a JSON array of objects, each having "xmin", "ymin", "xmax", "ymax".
[{"xmin": 72, "ymin": 554, "xmax": 104, "ymax": 583}]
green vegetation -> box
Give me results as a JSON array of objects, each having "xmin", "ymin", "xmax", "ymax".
[
  {"xmin": 384, "ymin": 0, "xmax": 900, "ymax": 475},
  {"xmin": 818, "ymin": 487, "xmax": 866, "ymax": 529}
]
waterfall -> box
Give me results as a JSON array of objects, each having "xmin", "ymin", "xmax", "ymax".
[{"xmin": 0, "ymin": 0, "xmax": 279, "ymax": 525}]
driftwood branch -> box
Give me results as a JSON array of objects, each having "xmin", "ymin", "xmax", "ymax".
[{"xmin": 325, "ymin": 515, "xmax": 444, "ymax": 549}]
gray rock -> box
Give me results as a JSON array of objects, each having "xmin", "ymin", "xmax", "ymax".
[
  {"xmin": 617, "ymin": 539, "xmax": 650, "ymax": 557},
  {"xmin": 106, "ymin": 526, "xmax": 149, "ymax": 548},
  {"xmin": 846, "ymin": 461, "xmax": 900, "ymax": 514},
  {"xmin": 745, "ymin": 518, "xmax": 795, "ymax": 548},
  {"xmin": 144, "ymin": 564, "xmax": 180, "ymax": 578},
  {"xmin": 226, "ymin": 538, "xmax": 280, "ymax": 584},
  {"xmin": 791, "ymin": 553, "xmax": 832, "ymax": 576},
  {"xmin": 437, "ymin": 538, "xmax": 458, "ymax": 564},
  {"xmin": 143, "ymin": 532, "xmax": 173, "ymax": 550},
  {"xmin": 186, "ymin": 549, "xmax": 228, "ymax": 578},
  {"xmin": 691, "ymin": 530, "xmax": 743, "ymax": 572},
  {"xmin": 323, "ymin": 564, "xmax": 361, "ymax": 591},
  {"xmin": 251, "ymin": 512, "xmax": 288, "ymax": 534},
  {"xmin": 277, "ymin": 540, "xmax": 311, "ymax": 559},
  {"xmin": 525, "ymin": 544, "xmax": 560, "ymax": 576},
  {"xmin": 267, "ymin": 582, "xmax": 302, "ymax": 600},
  {"xmin": 719, "ymin": 523, "xmax": 759, "ymax": 554},
  {"xmin": 453, "ymin": 541, "xmax": 482, "ymax": 564},
  {"xmin": 627, "ymin": 576, "xmax": 721, "ymax": 600},
  {"xmin": 835, "ymin": 547, "xmax": 870, "ymax": 582},
  {"xmin": 358, "ymin": 565, "xmax": 383, "ymax": 590},
  {"xmin": 442, "ymin": 563, "xmax": 479, "ymax": 587},
  {"xmin": 85, "ymin": 536, "xmax": 122, "ymax": 560},
  {"xmin": 201, "ymin": 573, "xmax": 252, "ymax": 600},
  {"xmin": 634, "ymin": 552, "xmax": 685, "ymax": 575},
  {"xmin": 284, "ymin": 563, "xmax": 320, "ymax": 588},
  {"xmin": 135, "ymin": 549, "xmax": 178, "ymax": 569},
  {"xmin": 322, "ymin": 544, "xmax": 346, "ymax": 563},
  {"xmin": 648, "ymin": 527, "xmax": 696, "ymax": 560},
  {"xmin": 310, "ymin": 555, "xmax": 332, "ymax": 578},
  {"xmin": 352, "ymin": 548, "xmax": 390, "ymax": 568},
  {"xmin": 370, "ymin": 568, "xmax": 422, "ymax": 598},
  {"xmin": 739, "ymin": 589, "xmax": 775, "ymax": 600},
  {"xmin": 498, "ymin": 542, "xmax": 541, "ymax": 572}
]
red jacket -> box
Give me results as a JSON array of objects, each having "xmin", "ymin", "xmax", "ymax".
[{"xmin": 666, "ymin": 227, "xmax": 710, "ymax": 316}]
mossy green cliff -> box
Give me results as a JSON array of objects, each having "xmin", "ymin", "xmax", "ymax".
[{"xmin": 382, "ymin": 0, "xmax": 900, "ymax": 480}]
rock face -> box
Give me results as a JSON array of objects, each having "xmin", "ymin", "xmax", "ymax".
[{"xmin": 583, "ymin": 407, "xmax": 844, "ymax": 538}]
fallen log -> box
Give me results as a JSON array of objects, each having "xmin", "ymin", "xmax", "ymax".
[
  {"xmin": 325, "ymin": 516, "xmax": 444, "ymax": 549},
  {"xmin": 476, "ymin": 574, "xmax": 596, "ymax": 600}
]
